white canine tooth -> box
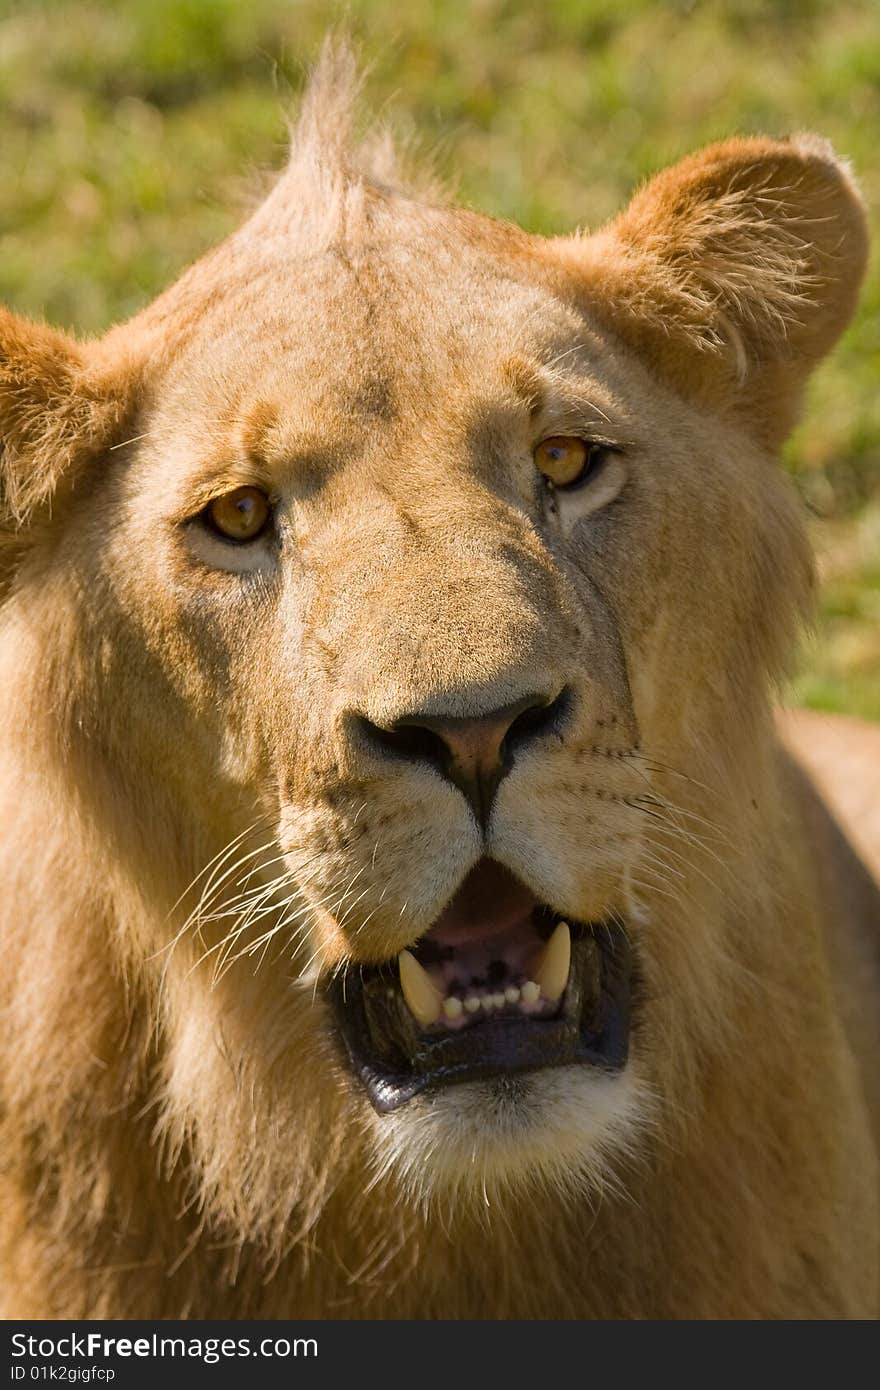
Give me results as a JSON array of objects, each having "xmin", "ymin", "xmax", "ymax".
[
  {"xmin": 492, "ymin": 992, "xmax": 506, "ymax": 1009},
  {"xmin": 464, "ymin": 995, "xmax": 481, "ymax": 1013},
  {"xmin": 398, "ymin": 949, "xmax": 443, "ymax": 1027},
  {"xmin": 443, "ymin": 996, "xmax": 463, "ymax": 1021},
  {"xmin": 521, "ymin": 980, "xmax": 541, "ymax": 1005},
  {"xmin": 534, "ymin": 921, "xmax": 571, "ymax": 1004},
  {"xmin": 504, "ymin": 986, "xmax": 521, "ymax": 1004}
]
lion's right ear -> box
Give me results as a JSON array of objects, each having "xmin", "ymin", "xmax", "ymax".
[{"xmin": 0, "ymin": 308, "xmax": 135, "ymax": 536}]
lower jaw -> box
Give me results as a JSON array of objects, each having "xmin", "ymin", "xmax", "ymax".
[{"xmin": 327, "ymin": 924, "xmax": 633, "ymax": 1114}]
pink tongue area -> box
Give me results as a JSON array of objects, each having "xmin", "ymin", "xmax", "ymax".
[{"xmin": 415, "ymin": 860, "xmax": 544, "ymax": 997}]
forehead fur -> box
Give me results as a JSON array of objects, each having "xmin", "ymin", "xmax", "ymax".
[
  {"xmin": 113, "ymin": 43, "xmax": 538, "ymax": 373},
  {"xmin": 266, "ymin": 41, "xmax": 423, "ymax": 238}
]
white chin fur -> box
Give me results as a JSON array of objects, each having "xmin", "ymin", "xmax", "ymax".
[{"xmin": 365, "ymin": 1063, "xmax": 650, "ymax": 1212}]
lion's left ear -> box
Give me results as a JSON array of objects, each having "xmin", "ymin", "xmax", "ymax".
[
  {"xmin": 0, "ymin": 308, "xmax": 136, "ymax": 535},
  {"xmin": 550, "ymin": 135, "xmax": 868, "ymax": 449}
]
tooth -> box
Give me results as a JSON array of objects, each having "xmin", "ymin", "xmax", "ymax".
[
  {"xmin": 398, "ymin": 950, "xmax": 443, "ymax": 1027},
  {"xmin": 534, "ymin": 921, "xmax": 571, "ymax": 1003},
  {"xmin": 481, "ymin": 995, "xmax": 494, "ymax": 1011},
  {"xmin": 521, "ymin": 980, "xmax": 541, "ymax": 1005},
  {"xmin": 492, "ymin": 992, "xmax": 506, "ymax": 1009},
  {"xmin": 505, "ymin": 986, "xmax": 521, "ymax": 1004},
  {"xmin": 464, "ymin": 995, "xmax": 481, "ymax": 1013},
  {"xmin": 443, "ymin": 996, "xmax": 463, "ymax": 1021}
]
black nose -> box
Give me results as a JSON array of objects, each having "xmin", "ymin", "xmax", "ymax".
[{"xmin": 356, "ymin": 688, "xmax": 570, "ymax": 829}]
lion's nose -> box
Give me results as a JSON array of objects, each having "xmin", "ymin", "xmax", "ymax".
[{"xmin": 356, "ymin": 689, "xmax": 569, "ymax": 829}]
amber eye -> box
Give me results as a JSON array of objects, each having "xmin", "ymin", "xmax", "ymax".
[
  {"xmin": 206, "ymin": 486, "xmax": 271, "ymax": 542},
  {"xmin": 534, "ymin": 436, "xmax": 593, "ymax": 489}
]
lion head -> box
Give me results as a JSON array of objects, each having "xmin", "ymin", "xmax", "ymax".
[{"xmin": 0, "ymin": 48, "xmax": 869, "ymax": 1306}]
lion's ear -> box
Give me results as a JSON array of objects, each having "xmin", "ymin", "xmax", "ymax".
[
  {"xmin": 551, "ymin": 136, "xmax": 868, "ymax": 449},
  {"xmin": 0, "ymin": 308, "xmax": 135, "ymax": 535}
]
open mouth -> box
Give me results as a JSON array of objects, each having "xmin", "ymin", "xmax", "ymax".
[{"xmin": 327, "ymin": 859, "xmax": 633, "ymax": 1113}]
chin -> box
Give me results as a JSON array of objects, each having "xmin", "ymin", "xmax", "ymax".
[{"xmin": 363, "ymin": 1063, "xmax": 651, "ymax": 1213}]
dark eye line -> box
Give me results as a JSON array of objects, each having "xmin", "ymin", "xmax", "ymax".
[
  {"xmin": 197, "ymin": 489, "xmax": 275, "ymax": 545},
  {"xmin": 541, "ymin": 440, "xmax": 620, "ymax": 494}
]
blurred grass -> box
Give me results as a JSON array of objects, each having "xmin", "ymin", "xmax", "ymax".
[{"xmin": 1, "ymin": 0, "xmax": 878, "ymax": 716}]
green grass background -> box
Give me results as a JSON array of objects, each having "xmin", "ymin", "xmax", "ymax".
[{"xmin": 1, "ymin": 0, "xmax": 878, "ymax": 717}]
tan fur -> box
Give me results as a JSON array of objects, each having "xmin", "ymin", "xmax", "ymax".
[{"xmin": 1, "ymin": 47, "xmax": 878, "ymax": 1319}]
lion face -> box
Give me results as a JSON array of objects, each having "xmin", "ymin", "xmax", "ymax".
[
  {"xmin": 91, "ymin": 244, "xmax": 658, "ymax": 1186},
  {"xmin": 58, "ymin": 213, "xmax": 809, "ymax": 1196},
  {"xmin": 0, "ymin": 70, "xmax": 866, "ymax": 1214}
]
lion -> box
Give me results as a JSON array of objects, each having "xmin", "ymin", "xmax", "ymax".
[{"xmin": 1, "ymin": 47, "xmax": 878, "ymax": 1320}]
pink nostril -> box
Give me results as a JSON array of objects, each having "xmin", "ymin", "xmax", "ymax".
[{"xmin": 357, "ymin": 689, "xmax": 569, "ymax": 829}]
